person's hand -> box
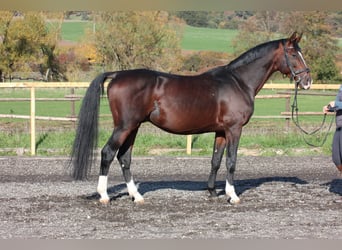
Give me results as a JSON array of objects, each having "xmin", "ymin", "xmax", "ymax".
[
  {"xmin": 323, "ymin": 105, "xmax": 330, "ymax": 114},
  {"xmin": 323, "ymin": 101, "xmax": 336, "ymax": 113}
]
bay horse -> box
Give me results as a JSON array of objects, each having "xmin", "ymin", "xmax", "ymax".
[{"xmin": 70, "ymin": 32, "xmax": 312, "ymax": 205}]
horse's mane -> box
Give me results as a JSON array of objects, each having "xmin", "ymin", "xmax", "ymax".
[
  {"xmin": 207, "ymin": 39, "xmax": 286, "ymax": 77},
  {"xmin": 228, "ymin": 39, "xmax": 283, "ymax": 70}
]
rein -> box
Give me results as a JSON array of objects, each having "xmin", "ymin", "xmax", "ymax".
[
  {"xmin": 283, "ymin": 40, "xmax": 334, "ymax": 147},
  {"xmin": 291, "ymin": 85, "xmax": 334, "ymax": 147}
]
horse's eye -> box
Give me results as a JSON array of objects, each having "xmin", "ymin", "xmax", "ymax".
[{"xmin": 292, "ymin": 54, "xmax": 297, "ymax": 58}]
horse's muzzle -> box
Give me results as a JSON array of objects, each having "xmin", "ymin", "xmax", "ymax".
[{"xmin": 297, "ymin": 74, "xmax": 312, "ymax": 90}]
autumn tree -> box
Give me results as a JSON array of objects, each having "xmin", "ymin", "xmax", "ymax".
[
  {"xmin": 56, "ymin": 43, "xmax": 96, "ymax": 81},
  {"xmin": 278, "ymin": 11, "xmax": 339, "ymax": 81},
  {"xmin": 327, "ymin": 11, "xmax": 342, "ymax": 37},
  {"xmin": 0, "ymin": 11, "xmax": 64, "ymax": 82},
  {"xmin": 0, "ymin": 11, "xmax": 15, "ymax": 81},
  {"xmin": 175, "ymin": 11, "xmax": 212, "ymax": 28},
  {"xmin": 91, "ymin": 11, "xmax": 182, "ymax": 72},
  {"xmin": 231, "ymin": 11, "xmax": 283, "ymax": 56}
]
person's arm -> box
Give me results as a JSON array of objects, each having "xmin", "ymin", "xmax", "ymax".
[{"xmin": 334, "ymin": 98, "xmax": 342, "ymax": 109}]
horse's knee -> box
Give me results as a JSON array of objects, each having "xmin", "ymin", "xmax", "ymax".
[
  {"xmin": 118, "ymin": 154, "xmax": 131, "ymax": 168},
  {"xmin": 116, "ymin": 152, "xmax": 133, "ymax": 183}
]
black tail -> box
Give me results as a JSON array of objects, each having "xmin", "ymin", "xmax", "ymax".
[{"xmin": 70, "ymin": 72, "xmax": 115, "ymax": 180}]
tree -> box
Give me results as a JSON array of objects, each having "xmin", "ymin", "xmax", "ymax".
[
  {"xmin": 175, "ymin": 11, "xmax": 210, "ymax": 28},
  {"xmin": 316, "ymin": 55, "xmax": 339, "ymax": 81},
  {"xmin": 0, "ymin": 11, "xmax": 64, "ymax": 81},
  {"xmin": 92, "ymin": 11, "xmax": 182, "ymax": 72},
  {"xmin": 326, "ymin": 11, "xmax": 342, "ymax": 37},
  {"xmin": 232, "ymin": 11, "xmax": 283, "ymax": 57},
  {"xmin": 0, "ymin": 11, "xmax": 15, "ymax": 81},
  {"xmin": 56, "ymin": 43, "xmax": 95, "ymax": 82},
  {"xmin": 174, "ymin": 11, "xmax": 233, "ymax": 29},
  {"xmin": 278, "ymin": 11, "xmax": 339, "ymax": 81}
]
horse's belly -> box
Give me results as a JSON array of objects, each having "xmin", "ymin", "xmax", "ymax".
[{"xmin": 149, "ymin": 103, "xmax": 217, "ymax": 134}]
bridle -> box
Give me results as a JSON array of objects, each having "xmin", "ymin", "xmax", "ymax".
[
  {"xmin": 283, "ymin": 40, "xmax": 310, "ymax": 85},
  {"xmin": 282, "ymin": 40, "xmax": 334, "ymax": 147}
]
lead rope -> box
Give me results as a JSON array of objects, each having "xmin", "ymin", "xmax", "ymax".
[{"xmin": 291, "ymin": 85, "xmax": 334, "ymax": 147}]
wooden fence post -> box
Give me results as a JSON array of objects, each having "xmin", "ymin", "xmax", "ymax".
[
  {"xmin": 186, "ymin": 135, "xmax": 192, "ymax": 155},
  {"xmin": 30, "ymin": 86, "xmax": 36, "ymax": 156},
  {"xmin": 285, "ymin": 95, "xmax": 290, "ymax": 130},
  {"xmin": 70, "ymin": 87, "xmax": 76, "ymax": 128}
]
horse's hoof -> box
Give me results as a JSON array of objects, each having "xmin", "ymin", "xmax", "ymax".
[
  {"xmin": 228, "ymin": 197, "xmax": 241, "ymax": 205},
  {"xmin": 134, "ymin": 198, "xmax": 145, "ymax": 205},
  {"xmin": 208, "ymin": 188, "xmax": 218, "ymax": 198},
  {"xmin": 99, "ymin": 198, "xmax": 110, "ymax": 205}
]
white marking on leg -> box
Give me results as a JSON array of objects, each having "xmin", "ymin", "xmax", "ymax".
[
  {"xmin": 97, "ymin": 175, "xmax": 110, "ymax": 204},
  {"xmin": 225, "ymin": 180, "xmax": 240, "ymax": 204},
  {"xmin": 127, "ymin": 179, "xmax": 144, "ymax": 204}
]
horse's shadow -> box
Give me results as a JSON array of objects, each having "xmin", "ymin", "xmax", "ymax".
[
  {"xmin": 85, "ymin": 176, "xmax": 310, "ymax": 201},
  {"xmin": 323, "ymin": 178, "xmax": 342, "ymax": 196}
]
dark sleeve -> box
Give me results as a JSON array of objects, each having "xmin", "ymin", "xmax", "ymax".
[
  {"xmin": 334, "ymin": 90, "xmax": 342, "ymax": 109},
  {"xmin": 327, "ymin": 104, "xmax": 336, "ymax": 112}
]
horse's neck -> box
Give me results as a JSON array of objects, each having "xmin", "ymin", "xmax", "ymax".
[
  {"xmin": 231, "ymin": 54, "xmax": 276, "ymax": 96},
  {"xmin": 227, "ymin": 41, "xmax": 280, "ymax": 96}
]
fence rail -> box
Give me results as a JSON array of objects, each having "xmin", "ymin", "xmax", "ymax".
[
  {"xmin": 0, "ymin": 114, "xmax": 77, "ymax": 121},
  {"xmin": 281, "ymin": 111, "xmax": 334, "ymax": 116},
  {"xmin": 0, "ymin": 97, "xmax": 81, "ymax": 101},
  {"xmin": 0, "ymin": 82, "xmax": 340, "ymax": 156}
]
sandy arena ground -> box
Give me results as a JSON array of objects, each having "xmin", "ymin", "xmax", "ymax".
[{"xmin": 0, "ymin": 155, "xmax": 341, "ymax": 239}]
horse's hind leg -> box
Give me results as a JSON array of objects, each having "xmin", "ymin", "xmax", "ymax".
[
  {"xmin": 97, "ymin": 127, "xmax": 133, "ymax": 204},
  {"xmin": 97, "ymin": 130, "xmax": 118, "ymax": 204},
  {"xmin": 117, "ymin": 128, "xmax": 144, "ymax": 204}
]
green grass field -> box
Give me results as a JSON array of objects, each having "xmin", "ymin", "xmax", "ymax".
[
  {"xmin": 60, "ymin": 21, "xmax": 93, "ymax": 42},
  {"xmin": 181, "ymin": 26, "xmax": 238, "ymax": 53}
]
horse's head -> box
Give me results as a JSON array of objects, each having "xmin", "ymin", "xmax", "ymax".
[{"xmin": 281, "ymin": 32, "xmax": 312, "ymax": 90}]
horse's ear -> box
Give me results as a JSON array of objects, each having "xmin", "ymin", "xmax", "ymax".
[
  {"xmin": 296, "ymin": 32, "xmax": 303, "ymax": 43},
  {"xmin": 288, "ymin": 32, "xmax": 302, "ymax": 45},
  {"xmin": 289, "ymin": 32, "xmax": 297, "ymax": 43}
]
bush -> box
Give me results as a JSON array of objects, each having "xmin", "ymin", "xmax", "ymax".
[
  {"xmin": 181, "ymin": 51, "xmax": 231, "ymax": 73},
  {"xmin": 314, "ymin": 55, "xmax": 339, "ymax": 82}
]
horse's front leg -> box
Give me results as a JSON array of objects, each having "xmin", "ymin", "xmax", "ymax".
[
  {"xmin": 225, "ymin": 128, "xmax": 241, "ymax": 204},
  {"xmin": 207, "ymin": 132, "xmax": 226, "ymax": 197}
]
